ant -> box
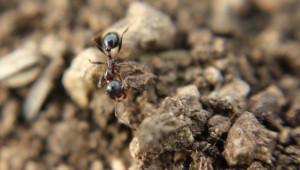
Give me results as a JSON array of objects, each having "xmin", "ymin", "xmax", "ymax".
[
  {"xmin": 89, "ymin": 26, "xmax": 131, "ymax": 126},
  {"xmin": 90, "ymin": 27, "xmax": 129, "ymax": 100}
]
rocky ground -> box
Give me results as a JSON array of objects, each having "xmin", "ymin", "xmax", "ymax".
[{"xmin": 0, "ymin": 0, "xmax": 299, "ymax": 170}]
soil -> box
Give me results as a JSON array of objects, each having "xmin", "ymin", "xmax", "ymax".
[{"xmin": 0, "ymin": 0, "xmax": 299, "ymax": 170}]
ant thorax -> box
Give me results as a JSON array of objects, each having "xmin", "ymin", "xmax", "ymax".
[{"xmin": 103, "ymin": 67, "xmax": 115, "ymax": 83}]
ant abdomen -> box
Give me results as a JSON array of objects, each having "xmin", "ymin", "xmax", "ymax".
[{"xmin": 105, "ymin": 80, "xmax": 127, "ymax": 101}]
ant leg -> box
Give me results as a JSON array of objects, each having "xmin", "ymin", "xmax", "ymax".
[
  {"xmin": 89, "ymin": 59, "xmax": 106, "ymax": 88},
  {"xmin": 89, "ymin": 59, "xmax": 105, "ymax": 65},
  {"xmin": 113, "ymin": 66, "xmax": 123, "ymax": 83},
  {"xmin": 116, "ymin": 62, "xmax": 128, "ymax": 66},
  {"xmin": 116, "ymin": 73, "xmax": 123, "ymax": 83},
  {"xmin": 122, "ymin": 92, "xmax": 127, "ymax": 100},
  {"xmin": 98, "ymin": 72, "xmax": 106, "ymax": 88}
]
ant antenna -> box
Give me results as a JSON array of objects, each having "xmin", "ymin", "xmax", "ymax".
[
  {"xmin": 92, "ymin": 33, "xmax": 105, "ymax": 54},
  {"xmin": 118, "ymin": 25, "xmax": 131, "ymax": 53}
]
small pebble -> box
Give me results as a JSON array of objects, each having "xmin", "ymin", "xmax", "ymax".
[
  {"xmin": 204, "ymin": 66, "xmax": 223, "ymax": 89},
  {"xmin": 111, "ymin": 158, "xmax": 126, "ymax": 170},
  {"xmin": 207, "ymin": 115, "xmax": 230, "ymax": 139},
  {"xmin": 176, "ymin": 84, "xmax": 200, "ymax": 100},
  {"xmin": 223, "ymin": 112, "xmax": 278, "ymax": 166}
]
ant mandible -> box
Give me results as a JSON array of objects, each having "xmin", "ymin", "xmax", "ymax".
[{"xmin": 89, "ymin": 27, "xmax": 130, "ymax": 126}]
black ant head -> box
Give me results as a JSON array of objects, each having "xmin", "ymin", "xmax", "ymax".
[
  {"xmin": 93, "ymin": 26, "xmax": 130, "ymax": 55},
  {"xmin": 103, "ymin": 32, "xmax": 119, "ymax": 52},
  {"xmin": 105, "ymin": 80, "xmax": 124, "ymax": 99}
]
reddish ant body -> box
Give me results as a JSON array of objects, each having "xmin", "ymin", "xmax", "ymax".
[
  {"xmin": 90, "ymin": 27, "xmax": 129, "ymax": 101},
  {"xmin": 90, "ymin": 27, "xmax": 130, "ymax": 126}
]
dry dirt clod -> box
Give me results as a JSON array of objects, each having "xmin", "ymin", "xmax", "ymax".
[
  {"xmin": 103, "ymin": 1, "xmax": 176, "ymax": 58},
  {"xmin": 201, "ymin": 94, "xmax": 234, "ymax": 113},
  {"xmin": 136, "ymin": 111, "xmax": 193, "ymax": 157},
  {"xmin": 142, "ymin": 50, "xmax": 192, "ymax": 74},
  {"xmin": 223, "ymin": 111, "xmax": 278, "ymax": 166},
  {"xmin": 204, "ymin": 78, "xmax": 250, "ymax": 114},
  {"xmin": 218, "ymin": 78, "xmax": 250, "ymax": 101},
  {"xmin": 247, "ymin": 161, "xmax": 267, "ymax": 170},
  {"xmin": 248, "ymin": 85, "xmax": 287, "ymax": 130},
  {"xmin": 62, "ymin": 48, "xmax": 103, "ymax": 108},
  {"xmin": 48, "ymin": 119, "xmax": 89, "ymax": 157},
  {"xmin": 132, "ymin": 95, "xmax": 212, "ymax": 165},
  {"xmin": 207, "ymin": 115, "xmax": 230, "ymax": 139},
  {"xmin": 190, "ymin": 151, "xmax": 214, "ymax": 170},
  {"xmin": 140, "ymin": 50, "xmax": 193, "ymax": 96},
  {"xmin": 204, "ymin": 66, "xmax": 223, "ymax": 89},
  {"xmin": 120, "ymin": 61, "xmax": 156, "ymax": 91},
  {"xmin": 190, "ymin": 37, "xmax": 226, "ymax": 62},
  {"xmin": 176, "ymin": 84, "xmax": 200, "ymax": 100},
  {"xmin": 157, "ymin": 95, "xmax": 212, "ymax": 134}
]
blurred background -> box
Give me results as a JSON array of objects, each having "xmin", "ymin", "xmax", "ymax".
[{"xmin": 0, "ymin": 0, "xmax": 299, "ymax": 169}]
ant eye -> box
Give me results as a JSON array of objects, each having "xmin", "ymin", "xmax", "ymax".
[{"xmin": 103, "ymin": 32, "xmax": 119, "ymax": 51}]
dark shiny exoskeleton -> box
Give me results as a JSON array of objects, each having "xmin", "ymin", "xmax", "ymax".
[
  {"xmin": 89, "ymin": 27, "xmax": 130, "ymax": 126},
  {"xmin": 90, "ymin": 27, "xmax": 129, "ymax": 101},
  {"xmin": 105, "ymin": 80, "xmax": 126, "ymax": 101}
]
